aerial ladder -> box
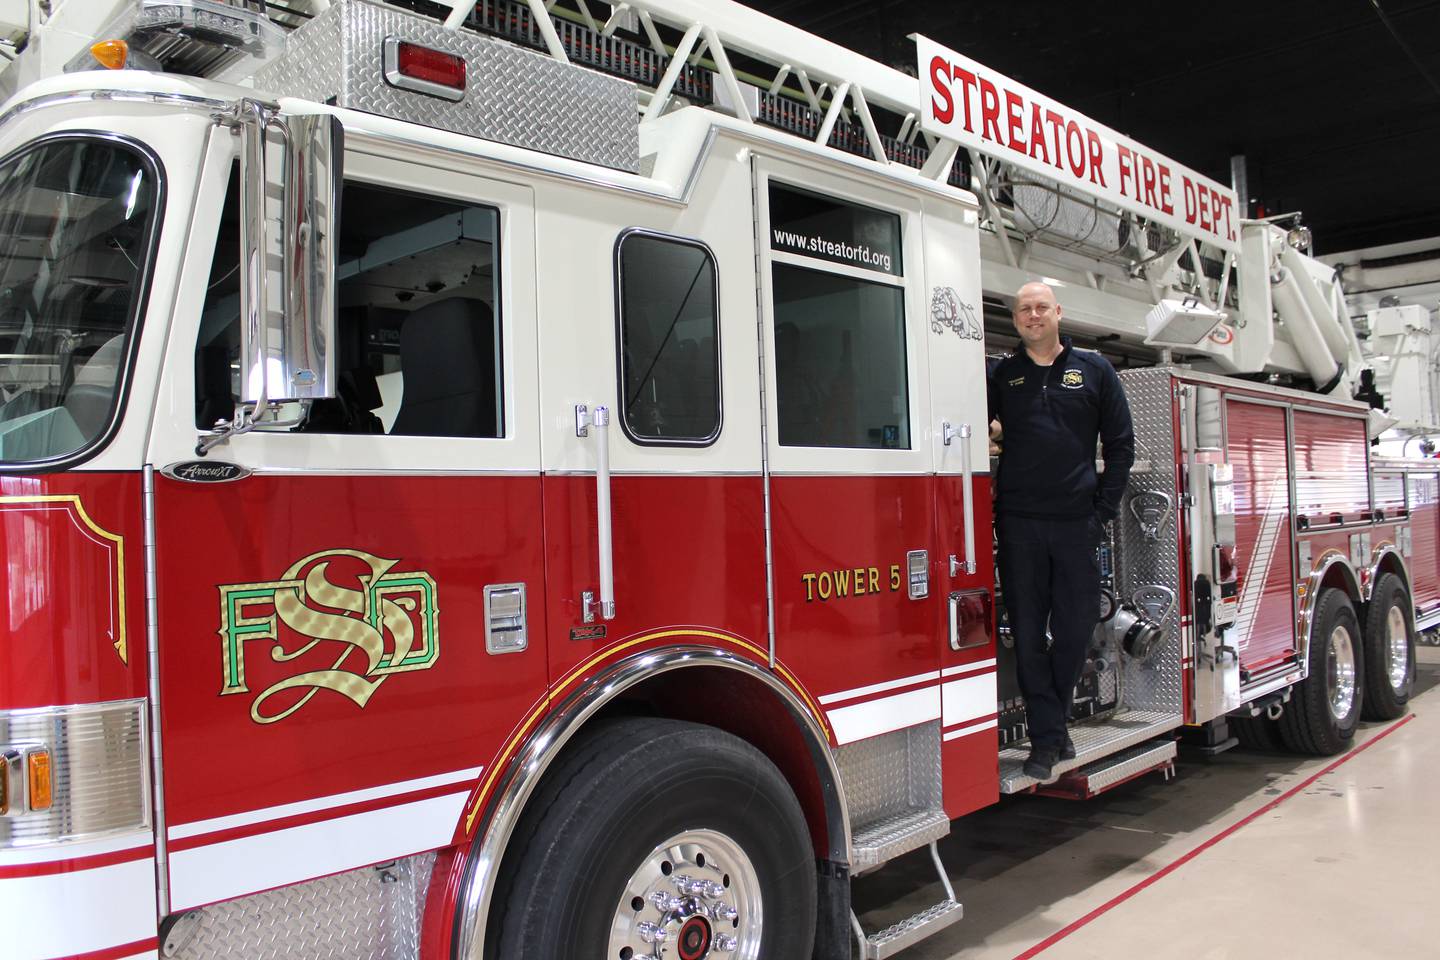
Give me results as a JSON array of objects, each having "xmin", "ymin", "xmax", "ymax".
[{"xmin": 0, "ymin": 0, "xmax": 1379, "ymax": 432}]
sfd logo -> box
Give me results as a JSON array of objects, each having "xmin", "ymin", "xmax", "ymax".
[
  {"xmin": 1061, "ymin": 369, "xmax": 1085, "ymax": 389},
  {"xmin": 218, "ymin": 548, "xmax": 439, "ymax": 724}
]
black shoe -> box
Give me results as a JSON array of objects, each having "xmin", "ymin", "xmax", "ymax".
[
  {"xmin": 1059, "ymin": 735, "xmax": 1076, "ymax": 761},
  {"xmin": 1023, "ymin": 746, "xmax": 1058, "ymax": 781}
]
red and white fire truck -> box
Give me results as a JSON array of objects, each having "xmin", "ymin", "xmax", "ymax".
[{"xmin": 0, "ymin": 0, "xmax": 1433, "ymax": 958}]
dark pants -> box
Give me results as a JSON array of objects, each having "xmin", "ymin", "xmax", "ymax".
[{"xmin": 997, "ymin": 514, "xmax": 1102, "ymax": 752}]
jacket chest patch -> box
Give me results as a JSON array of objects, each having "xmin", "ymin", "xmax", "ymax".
[
  {"xmin": 1007, "ymin": 376, "xmax": 1026, "ymax": 387},
  {"xmin": 1061, "ymin": 368, "xmax": 1085, "ymax": 389}
]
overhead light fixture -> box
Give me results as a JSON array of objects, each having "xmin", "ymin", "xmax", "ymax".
[{"xmin": 1145, "ymin": 296, "xmax": 1225, "ymax": 347}]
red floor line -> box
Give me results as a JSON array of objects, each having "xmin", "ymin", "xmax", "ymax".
[{"xmin": 1011, "ymin": 714, "xmax": 1417, "ymax": 960}]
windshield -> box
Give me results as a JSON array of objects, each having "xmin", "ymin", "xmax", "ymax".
[{"xmin": 0, "ymin": 138, "xmax": 159, "ymax": 465}]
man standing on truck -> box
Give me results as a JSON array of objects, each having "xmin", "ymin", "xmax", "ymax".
[{"xmin": 988, "ymin": 282, "xmax": 1135, "ymax": 782}]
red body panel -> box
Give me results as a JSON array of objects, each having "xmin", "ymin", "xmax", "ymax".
[
  {"xmin": 541, "ymin": 475, "xmax": 768, "ymax": 683},
  {"xmin": 1225, "ymin": 400, "xmax": 1298, "ymax": 674},
  {"xmin": 935, "ymin": 474, "xmax": 997, "ymax": 819},
  {"xmin": 770, "ymin": 475, "xmax": 935, "ymax": 704},
  {"xmin": 0, "ymin": 473, "xmax": 148, "ymax": 709},
  {"xmin": 153, "ymin": 473, "xmax": 548, "ymax": 834},
  {"xmin": 1292, "ymin": 411, "xmax": 1370, "ymax": 524},
  {"xmin": 1407, "ymin": 471, "xmax": 1440, "ymax": 611}
]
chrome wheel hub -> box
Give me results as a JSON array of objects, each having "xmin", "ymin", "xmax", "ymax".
[
  {"xmin": 1326, "ymin": 624, "xmax": 1357, "ymax": 721},
  {"xmin": 608, "ymin": 829, "xmax": 760, "ymax": 960},
  {"xmin": 1386, "ymin": 605, "xmax": 1410, "ymax": 692}
]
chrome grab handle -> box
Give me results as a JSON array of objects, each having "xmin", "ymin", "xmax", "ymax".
[
  {"xmin": 576, "ymin": 403, "xmax": 616, "ymax": 622},
  {"xmin": 948, "ymin": 591, "xmax": 961, "ymax": 650},
  {"xmin": 943, "ymin": 420, "xmax": 976, "ymax": 576}
]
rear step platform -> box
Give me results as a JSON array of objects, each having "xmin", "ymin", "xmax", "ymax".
[
  {"xmin": 1034, "ymin": 739, "xmax": 1177, "ymax": 799},
  {"xmin": 855, "ymin": 899, "xmax": 964, "ymax": 959},
  {"xmin": 999, "ymin": 709, "xmax": 1181, "ymax": 793},
  {"xmin": 851, "ymin": 842, "xmax": 963, "ymax": 959},
  {"xmin": 851, "ymin": 807, "xmax": 950, "ymax": 871}
]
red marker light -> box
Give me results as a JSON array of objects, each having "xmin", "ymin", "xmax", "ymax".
[{"xmin": 395, "ymin": 42, "xmax": 466, "ymax": 92}]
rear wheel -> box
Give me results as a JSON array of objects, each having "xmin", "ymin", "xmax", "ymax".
[
  {"xmin": 1361, "ymin": 573, "xmax": 1416, "ymax": 720},
  {"xmin": 1278, "ymin": 588, "xmax": 1364, "ymax": 755},
  {"xmin": 487, "ymin": 717, "xmax": 816, "ymax": 960}
]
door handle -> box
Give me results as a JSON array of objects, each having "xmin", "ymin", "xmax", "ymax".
[
  {"xmin": 576, "ymin": 403, "xmax": 616, "ymax": 622},
  {"xmin": 943, "ymin": 420, "xmax": 976, "ymax": 576}
]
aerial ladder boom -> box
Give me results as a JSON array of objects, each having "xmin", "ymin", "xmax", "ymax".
[{"xmin": 0, "ymin": 0, "xmax": 1378, "ymax": 421}]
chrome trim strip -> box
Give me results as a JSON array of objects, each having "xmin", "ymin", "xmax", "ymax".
[
  {"xmin": 1297, "ymin": 549, "xmax": 1361, "ymax": 676},
  {"xmin": 453, "ymin": 646, "xmax": 849, "ymax": 959},
  {"xmin": 1172, "ymin": 367, "xmax": 1368, "ymax": 412},
  {"xmin": 0, "ymin": 89, "xmax": 231, "ymax": 130},
  {"xmin": 143, "ymin": 464, "xmax": 170, "ymax": 914},
  {"xmin": 1366, "ymin": 542, "xmax": 1412, "ymax": 606},
  {"xmin": 752, "ymin": 159, "xmax": 779, "ymax": 668}
]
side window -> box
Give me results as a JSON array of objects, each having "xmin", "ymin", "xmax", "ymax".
[
  {"xmin": 196, "ymin": 169, "xmax": 503, "ymax": 439},
  {"xmin": 615, "ymin": 231, "xmax": 721, "ymax": 444},
  {"xmin": 768, "ymin": 183, "xmax": 909, "ymax": 449}
]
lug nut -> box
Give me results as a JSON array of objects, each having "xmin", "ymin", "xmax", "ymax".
[
  {"xmin": 703, "ymin": 880, "xmax": 726, "ymax": 899},
  {"xmin": 714, "ymin": 933, "xmax": 738, "ymax": 952},
  {"xmin": 710, "ymin": 902, "xmax": 739, "ymax": 923},
  {"xmin": 636, "ymin": 921, "xmax": 668, "ymax": 945},
  {"xmin": 649, "ymin": 890, "xmax": 682, "ymax": 912},
  {"xmin": 679, "ymin": 876, "xmax": 709, "ymax": 897}
]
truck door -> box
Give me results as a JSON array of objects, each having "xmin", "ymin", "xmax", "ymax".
[
  {"xmin": 147, "ymin": 135, "xmax": 547, "ymax": 911},
  {"xmin": 1224, "ymin": 396, "xmax": 1299, "ymax": 682},
  {"xmin": 919, "ymin": 195, "xmax": 999, "ymax": 817},
  {"xmin": 534, "ymin": 175, "xmax": 768, "ymax": 686},
  {"xmin": 753, "ymin": 159, "xmax": 940, "ymax": 748}
]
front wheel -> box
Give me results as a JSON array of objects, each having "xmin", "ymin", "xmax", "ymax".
[
  {"xmin": 487, "ymin": 717, "xmax": 816, "ymax": 960},
  {"xmin": 1278, "ymin": 588, "xmax": 1364, "ymax": 756},
  {"xmin": 1362, "ymin": 573, "xmax": 1416, "ymax": 720}
]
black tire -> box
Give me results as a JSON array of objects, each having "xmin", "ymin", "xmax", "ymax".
[
  {"xmin": 1277, "ymin": 588, "xmax": 1364, "ymax": 756},
  {"xmin": 1230, "ymin": 713, "xmax": 1284, "ymax": 752},
  {"xmin": 487, "ymin": 717, "xmax": 816, "ymax": 960},
  {"xmin": 1361, "ymin": 573, "xmax": 1417, "ymax": 720}
]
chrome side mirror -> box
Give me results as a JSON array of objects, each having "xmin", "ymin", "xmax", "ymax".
[{"xmin": 237, "ymin": 102, "xmax": 340, "ymax": 406}]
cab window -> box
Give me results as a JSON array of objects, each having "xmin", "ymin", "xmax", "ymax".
[
  {"xmin": 196, "ymin": 169, "xmax": 503, "ymax": 438},
  {"xmin": 767, "ymin": 183, "xmax": 909, "ymax": 449},
  {"xmin": 615, "ymin": 231, "xmax": 720, "ymax": 445}
]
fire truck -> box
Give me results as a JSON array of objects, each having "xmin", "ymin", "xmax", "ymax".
[{"xmin": 0, "ymin": 0, "xmax": 1433, "ymax": 958}]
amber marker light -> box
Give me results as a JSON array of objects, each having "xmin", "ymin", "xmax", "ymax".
[
  {"xmin": 90, "ymin": 39, "xmax": 129, "ymax": 70},
  {"xmin": 27, "ymin": 749, "xmax": 52, "ymax": 811}
]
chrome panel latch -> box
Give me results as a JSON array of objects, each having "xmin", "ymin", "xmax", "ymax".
[
  {"xmin": 907, "ymin": 549, "xmax": 929, "ymax": 600},
  {"xmin": 484, "ymin": 583, "xmax": 528, "ymax": 654},
  {"xmin": 1129, "ymin": 490, "xmax": 1173, "ymax": 542}
]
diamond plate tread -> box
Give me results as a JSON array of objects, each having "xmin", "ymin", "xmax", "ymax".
[
  {"xmin": 863, "ymin": 899, "xmax": 964, "ymax": 959},
  {"xmin": 1077, "ymin": 739, "xmax": 1177, "ymax": 792},
  {"xmin": 168, "ymin": 853, "xmax": 433, "ymax": 960},
  {"xmin": 1114, "ymin": 368, "xmax": 1186, "ymax": 717},
  {"xmin": 835, "ymin": 722, "xmax": 942, "ymax": 827},
  {"xmin": 998, "ymin": 709, "xmax": 1180, "ymax": 793},
  {"xmin": 254, "ymin": 0, "xmax": 639, "ymax": 171},
  {"xmin": 850, "ymin": 807, "xmax": 950, "ymax": 871}
]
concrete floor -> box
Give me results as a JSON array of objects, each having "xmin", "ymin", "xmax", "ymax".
[{"xmin": 853, "ymin": 646, "xmax": 1440, "ymax": 960}]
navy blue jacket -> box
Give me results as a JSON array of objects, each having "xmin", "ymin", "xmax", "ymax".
[{"xmin": 987, "ymin": 337, "xmax": 1135, "ymax": 521}]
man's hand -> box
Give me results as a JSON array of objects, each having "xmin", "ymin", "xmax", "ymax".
[{"xmin": 989, "ymin": 419, "xmax": 1002, "ymax": 456}]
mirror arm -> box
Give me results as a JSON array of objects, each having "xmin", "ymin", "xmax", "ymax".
[{"xmin": 196, "ymin": 400, "xmax": 313, "ymax": 456}]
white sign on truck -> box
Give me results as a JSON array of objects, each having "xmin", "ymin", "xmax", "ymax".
[{"xmin": 915, "ymin": 34, "xmax": 1240, "ymax": 253}]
